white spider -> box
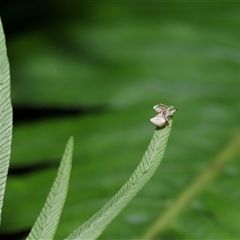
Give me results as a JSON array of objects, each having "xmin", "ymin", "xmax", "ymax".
[{"xmin": 150, "ymin": 103, "xmax": 177, "ymax": 127}]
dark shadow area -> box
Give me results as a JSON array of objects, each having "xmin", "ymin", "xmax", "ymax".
[
  {"xmin": 0, "ymin": 228, "xmax": 30, "ymax": 240},
  {"xmin": 0, "ymin": 1, "xmax": 92, "ymax": 39},
  {"xmin": 8, "ymin": 159, "xmax": 59, "ymax": 176},
  {"xmin": 13, "ymin": 104, "xmax": 107, "ymax": 124}
]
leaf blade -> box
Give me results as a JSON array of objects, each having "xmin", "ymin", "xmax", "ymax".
[
  {"xmin": 0, "ymin": 17, "xmax": 13, "ymax": 226},
  {"xmin": 65, "ymin": 121, "xmax": 173, "ymax": 240},
  {"xmin": 26, "ymin": 137, "xmax": 74, "ymax": 240}
]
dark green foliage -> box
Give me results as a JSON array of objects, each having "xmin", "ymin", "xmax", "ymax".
[{"xmin": 0, "ymin": 2, "xmax": 240, "ymax": 239}]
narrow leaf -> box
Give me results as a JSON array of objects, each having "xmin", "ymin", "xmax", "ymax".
[
  {"xmin": 65, "ymin": 121, "xmax": 173, "ymax": 240},
  {"xmin": 26, "ymin": 137, "xmax": 74, "ymax": 240},
  {"xmin": 0, "ymin": 17, "xmax": 13, "ymax": 226}
]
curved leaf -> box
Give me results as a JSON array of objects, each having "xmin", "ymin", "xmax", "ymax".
[
  {"xmin": 26, "ymin": 137, "xmax": 74, "ymax": 240},
  {"xmin": 0, "ymin": 17, "xmax": 13, "ymax": 226},
  {"xmin": 65, "ymin": 121, "xmax": 173, "ymax": 240}
]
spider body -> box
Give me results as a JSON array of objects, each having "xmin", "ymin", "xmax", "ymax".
[{"xmin": 150, "ymin": 103, "xmax": 177, "ymax": 127}]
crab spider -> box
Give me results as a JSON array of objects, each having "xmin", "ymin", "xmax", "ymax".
[{"xmin": 150, "ymin": 103, "xmax": 178, "ymax": 127}]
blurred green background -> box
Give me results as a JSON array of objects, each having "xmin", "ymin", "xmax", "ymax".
[{"xmin": 1, "ymin": 1, "xmax": 240, "ymax": 239}]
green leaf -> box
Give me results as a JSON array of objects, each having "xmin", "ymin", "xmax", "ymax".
[
  {"xmin": 65, "ymin": 121, "xmax": 173, "ymax": 240},
  {"xmin": 0, "ymin": 17, "xmax": 13, "ymax": 226},
  {"xmin": 26, "ymin": 137, "xmax": 74, "ymax": 240}
]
